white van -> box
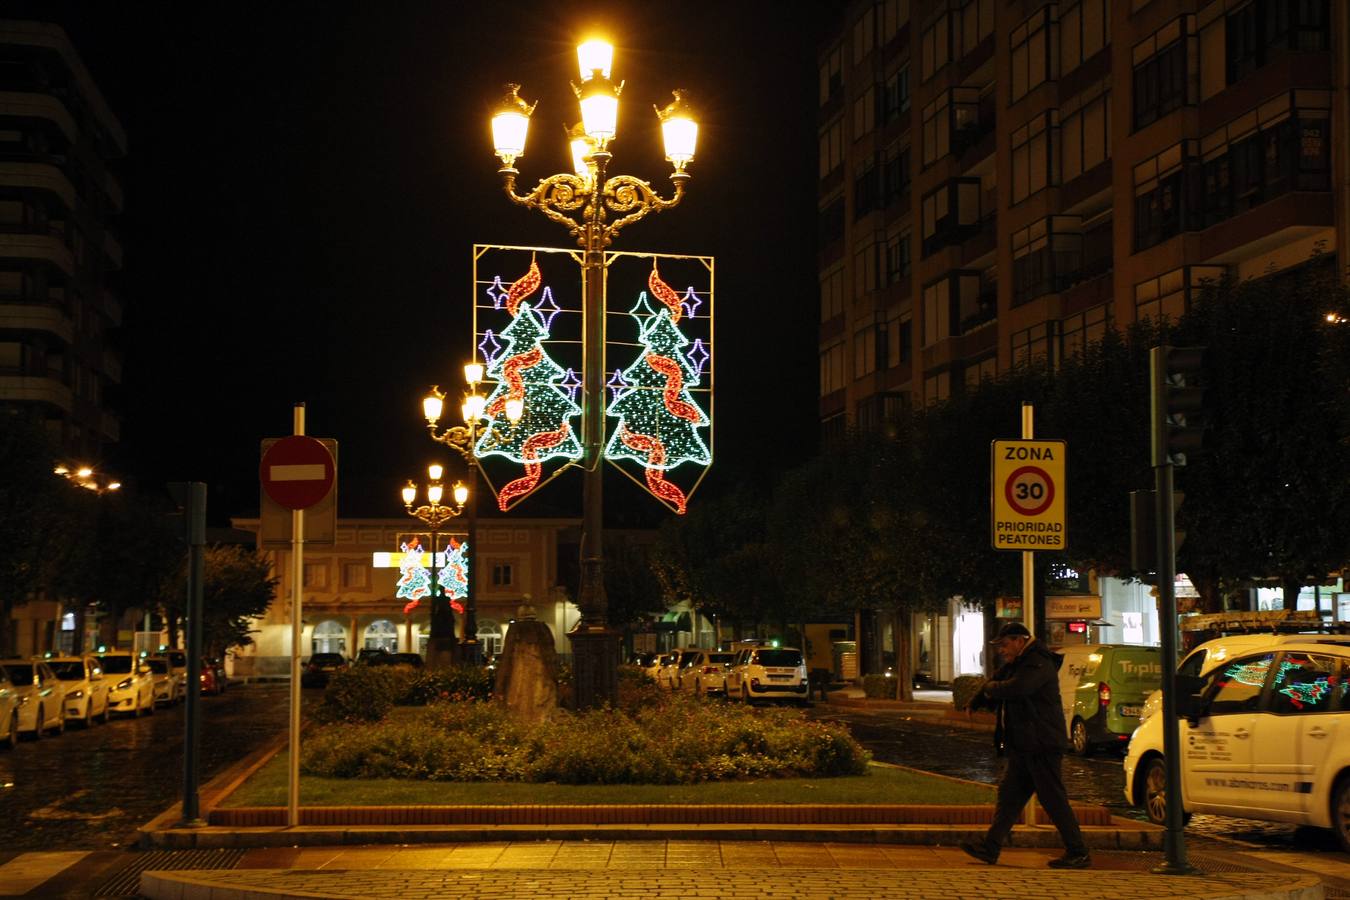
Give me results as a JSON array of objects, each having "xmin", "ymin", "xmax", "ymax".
[{"xmin": 1123, "ymin": 635, "xmax": 1350, "ymax": 852}]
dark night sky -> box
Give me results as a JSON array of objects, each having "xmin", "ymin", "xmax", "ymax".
[{"xmin": 24, "ymin": 2, "xmax": 833, "ymax": 524}]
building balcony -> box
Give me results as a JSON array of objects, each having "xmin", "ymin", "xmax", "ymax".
[
  {"xmin": 99, "ymin": 409, "xmax": 120, "ymax": 442},
  {"xmin": 0, "ymin": 232, "xmax": 75, "ymax": 276},
  {"xmin": 101, "ymin": 348, "xmax": 122, "ymax": 384},
  {"xmin": 0, "ymin": 302, "xmax": 74, "ymax": 344},
  {"xmin": 0, "ymin": 91, "xmax": 78, "ymax": 143},
  {"xmin": 102, "ymin": 230, "xmax": 123, "ymax": 269},
  {"xmin": 0, "ymin": 161, "xmax": 77, "ymax": 211},
  {"xmin": 1198, "ymin": 192, "xmax": 1335, "ymax": 275},
  {"xmin": 101, "ymin": 289, "xmax": 123, "ymax": 326},
  {"xmin": 0, "ymin": 374, "xmax": 73, "ymax": 412}
]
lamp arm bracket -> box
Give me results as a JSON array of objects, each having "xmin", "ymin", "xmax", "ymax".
[
  {"xmin": 427, "ymin": 424, "xmax": 476, "ymax": 463},
  {"xmin": 601, "ymin": 174, "xmax": 686, "ymax": 245},
  {"xmin": 501, "ymin": 171, "xmax": 592, "ymax": 241}
]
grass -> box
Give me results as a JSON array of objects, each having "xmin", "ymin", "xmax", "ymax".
[{"xmin": 222, "ymin": 756, "xmax": 994, "ymax": 807}]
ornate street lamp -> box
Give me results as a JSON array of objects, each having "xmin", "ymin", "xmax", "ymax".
[
  {"xmin": 401, "ymin": 463, "xmax": 467, "ymax": 667},
  {"xmin": 422, "ymin": 363, "xmax": 502, "ymax": 664},
  {"xmin": 486, "ymin": 37, "xmax": 697, "ymax": 708}
]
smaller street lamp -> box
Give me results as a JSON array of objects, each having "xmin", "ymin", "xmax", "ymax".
[
  {"xmin": 401, "ymin": 463, "xmax": 467, "ymax": 667},
  {"xmin": 423, "ymin": 363, "xmax": 505, "ymax": 663}
]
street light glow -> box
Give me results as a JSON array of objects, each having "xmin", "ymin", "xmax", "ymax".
[
  {"xmin": 463, "ymin": 362, "xmax": 484, "ymax": 386},
  {"xmin": 423, "ymin": 390, "xmax": 445, "ymax": 424},
  {"xmin": 656, "ymin": 90, "xmax": 698, "ymax": 167},
  {"xmin": 576, "ymin": 39, "xmax": 613, "ymax": 80},
  {"xmin": 491, "ymin": 84, "xmax": 534, "ymax": 165}
]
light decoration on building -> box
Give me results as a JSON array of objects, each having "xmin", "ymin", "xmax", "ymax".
[
  {"xmin": 395, "ymin": 538, "xmax": 432, "ymax": 613},
  {"xmin": 474, "ymin": 260, "xmax": 583, "ymax": 511},
  {"xmin": 603, "ymin": 262, "xmax": 711, "ymax": 515}
]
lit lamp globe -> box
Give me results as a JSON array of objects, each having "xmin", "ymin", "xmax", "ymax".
[
  {"xmin": 462, "ymin": 392, "xmax": 486, "ymax": 424},
  {"xmin": 423, "ymin": 391, "xmax": 445, "ymax": 425},
  {"xmin": 464, "ymin": 362, "xmax": 484, "ymax": 387},
  {"xmin": 453, "ymin": 482, "xmax": 469, "ymax": 506},
  {"xmin": 401, "ymin": 481, "xmax": 418, "ymax": 507},
  {"xmin": 492, "ymin": 84, "xmax": 535, "ymax": 167},
  {"xmin": 657, "ymin": 90, "xmax": 698, "ymax": 171},
  {"xmin": 427, "ymin": 482, "xmax": 444, "ymax": 505},
  {"xmin": 574, "ymin": 39, "xmax": 620, "ymax": 144}
]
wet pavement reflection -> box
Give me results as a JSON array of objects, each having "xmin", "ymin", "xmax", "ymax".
[{"xmin": 0, "ymin": 684, "xmax": 292, "ymax": 850}]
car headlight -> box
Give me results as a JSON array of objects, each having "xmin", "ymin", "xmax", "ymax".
[
  {"xmin": 66, "ymin": 689, "xmax": 84, "ymax": 700},
  {"xmin": 116, "ymin": 678, "xmax": 133, "ymax": 690},
  {"xmin": 17, "ymin": 695, "xmax": 30, "ymax": 707}
]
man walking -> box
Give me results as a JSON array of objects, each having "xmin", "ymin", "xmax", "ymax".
[{"xmin": 960, "ymin": 621, "xmax": 1091, "ymax": 869}]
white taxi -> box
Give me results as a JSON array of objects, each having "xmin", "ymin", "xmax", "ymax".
[
  {"xmin": 726, "ymin": 646, "xmax": 809, "ymax": 706},
  {"xmin": 1123, "ymin": 636, "xmax": 1350, "ymax": 852},
  {"xmin": 95, "ymin": 651, "xmax": 155, "ymax": 717},
  {"xmin": 0, "ymin": 659, "xmax": 67, "ymax": 737},
  {"xmin": 46, "ymin": 655, "xmax": 110, "ymax": 727}
]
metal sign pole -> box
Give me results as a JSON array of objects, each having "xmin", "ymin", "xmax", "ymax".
[
  {"xmin": 1020, "ymin": 401, "xmax": 1037, "ymax": 828},
  {"xmin": 179, "ymin": 482, "xmax": 206, "ymax": 827},
  {"xmin": 288, "ymin": 403, "xmax": 305, "ymax": 829}
]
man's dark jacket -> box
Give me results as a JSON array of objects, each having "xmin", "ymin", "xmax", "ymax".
[{"xmin": 973, "ymin": 639, "xmax": 1068, "ymax": 755}]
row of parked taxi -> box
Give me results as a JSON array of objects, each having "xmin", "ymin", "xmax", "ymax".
[
  {"xmin": 0, "ymin": 649, "xmax": 227, "ymax": 748},
  {"xmin": 636, "ymin": 643, "xmax": 811, "ymax": 705}
]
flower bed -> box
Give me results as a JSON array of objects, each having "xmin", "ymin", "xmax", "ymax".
[{"xmin": 303, "ymin": 676, "xmax": 869, "ymax": 785}]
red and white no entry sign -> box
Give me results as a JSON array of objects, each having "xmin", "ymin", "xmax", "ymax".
[{"xmin": 260, "ymin": 435, "xmax": 336, "ymax": 510}]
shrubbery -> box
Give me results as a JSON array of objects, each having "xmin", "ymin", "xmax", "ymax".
[
  {"xmin": 861, "ymin": 674, "xmax": 897, "ymax": 699},
  {"xmin": 302, "ymin": 690, "xmax": 870, "ymax": 784},
  {"xmin": 951, "ymin": 674, "xmax": 987, "ymax": 712},
  {"xmin": 312, "ymin": 665, "xmax": 492, "ymax": 724}
]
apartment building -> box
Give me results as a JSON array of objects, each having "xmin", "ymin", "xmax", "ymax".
[
  {"xmin": 0, "ymin": 20, "xmax": 125, "ymax": 461},
  {"xmin": 819, "ymin": 0, "xmax": 1343, "ymax": 439},
  {"xmin": 819, "ymin": 0, "xmax": 1344, "ymax": 679}
]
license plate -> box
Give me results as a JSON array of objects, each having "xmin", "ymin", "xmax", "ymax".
[
  {"xmin": 1119, "ymin": 705, "xmax": 1141, "ymax": 717},
  {"xmin": 769, "ymin": 675, "xmax": 790, "ymax": 680}
]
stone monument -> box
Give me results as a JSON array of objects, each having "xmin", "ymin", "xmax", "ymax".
[{"xmin": 493, "ymin": 596, "xmax": 559, "ymax": 723}]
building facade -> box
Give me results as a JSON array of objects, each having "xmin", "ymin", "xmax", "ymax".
[
  {"xmin": 819, "ymin": 0, "xmax": 1346, "ymax": 677},
  {"xmin": 1, "ymin": 20, "xmax": 126, "ymax": 657},
  {"xmin": 230, "ymin": 517, "xmax": 583, "ymax": 677}
]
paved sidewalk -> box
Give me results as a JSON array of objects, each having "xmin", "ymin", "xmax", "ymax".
[{"xmin": 136, "ymin": 842, "xmax": 1329, "ymax": 899}]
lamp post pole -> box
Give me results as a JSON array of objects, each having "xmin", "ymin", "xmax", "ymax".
[
  {"xmin": 423, "ymin": 367, "xmax": 492, "ymax": 664},
  {"xmin": 402, "ymin": 466, "xmax": 466, "ymax": 667},
  {"xmin": 486, "ymin": 39, "xmax": 699, "ymax": 707}
]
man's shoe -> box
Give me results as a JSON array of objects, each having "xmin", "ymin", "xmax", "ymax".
[
  {"xmin": 1048, "ymin": 851, "xmax": 1091, "ymax": 869},
  {"xmin": 959, "ymin": 841, "xmax": 999, "ymax": 865}
]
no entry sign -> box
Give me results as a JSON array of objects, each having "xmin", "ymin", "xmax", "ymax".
[
  {"xmin": 260, "ymin": 435, "xmax": 336, "ymax": 510},
  {"xmin": 991, "ymin": 439, "xmax": 1067, "ymax": 551}
]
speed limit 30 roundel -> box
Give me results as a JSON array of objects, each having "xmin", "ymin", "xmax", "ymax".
[{"xmin": 991, "ymin": 440, "xmax": 1066, "ymax": 552}]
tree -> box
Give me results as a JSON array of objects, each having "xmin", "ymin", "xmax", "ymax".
[{"xmin": 161, "ymin": 544, "xmax": 277, "ymax": 658}]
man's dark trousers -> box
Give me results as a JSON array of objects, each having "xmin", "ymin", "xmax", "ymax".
[{"xmin": 984, "ymin": 752, "xmax": 1087, "ymax": 852}]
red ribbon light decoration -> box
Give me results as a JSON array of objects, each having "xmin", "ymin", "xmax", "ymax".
[
  {"xmin": 645, "ymin": 353, "xmax": 702, "ymax": 422},
  {"xmin": 618, "ymin": 425, "xmax": 688, "ymax": 514},
  {"xmin": 486, "ymin": 346, "xmax": 543, "ymax": 418},
  {"xmin": 497, "ymin": 423, "xmax": 572, "ymax": 510},
  {"xmin": 505, "ymin": 256, "xmax": 541, "ymax": 316},
  {"xmin": 648, "ymin": 262, "xmax": 682, "ymax": 323}
]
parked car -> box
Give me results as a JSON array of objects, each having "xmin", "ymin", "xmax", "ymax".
[
  {"xmin": 0, "ymin": 666, "xmax": 18, "ymax": 748},
  {"xmin": 1123, "ymin": 636, "xmax": 1350, "ymax": 852},
  {"xmin": 1055, "ymin": 644, "xmax": 1162, "ymax": 755},
  {"xmin": 46, "ymin": 655, "xmax": 110, "ymax": 727},
  {"xmin": 657, "ymin": 648, "xmax": 700, "ymax": 691},
  {"xmin": 679, "ymin": 651, "xmax": 737, "ymax": 697},
  {"xmin": 165, "ymin": 649, "xmax": 188, "ymax": 686},
  {"xmin": 301, "ymin": 652, "xmax": 349, "ymax": 688},
  {"xmin": 203, "ymin": 657, "xmax": 228, "ymax": 693},
  {"xmin": 639, "ymin": 653, "xmax": 670, "ymax": 683},
  {"xmin": 145, "ymin": 656, "xmax": 184, "ymax": 706},
  {"xmin": 384, "ymin": 652, "xmax": 424, "ymax": 668},
  {"xmin": 726, "ymin": 646, "xmax": 809, "ymax": 705},
  {"xmin": 96, "ymin": 651, "xmax": 155, "ymax": 717},
  {"xmin": 355, "ymin": 648, "xmax": 393, "ymax": 665},
  {"xmin": 0, "ymin": 659, "xmax": 67, "ymax": 737}
]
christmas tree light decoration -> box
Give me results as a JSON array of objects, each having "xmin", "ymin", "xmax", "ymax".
[
  {"xmin": 605, "ymin": 303, "xmax": 710, "ymax": 515},
  {"xmin": 478, "ymin": 330, "xmax": 503, "ymax": 366},
  {"xmin": 439, "ymin": 537, "xmax": 469, "ymax": 615},
  {"xmin": 395, "ymin": 539, "xmax": 432, "ymax": 609},
  {"xmin": 648, "ymin": 262, "xmax": 683, "ymax": 323},
  {"xmin": 1224, "ymin": 658, "xmax": 1273, "ymax": 688},
  {"xmin": 680, "ymin": 286, "xmax": 702, "ymax": 319},
  {"xmin": 686, "ymin": 338, "xmax": 709, "ymax": 379},
  {"xmin": 561, "ymin": 367, "xmax": 581, "ymax": 402},
  {"xmin": 503, "ymin": 256, "xmax": 541, "ymax": 316},
  {"xmin": 607, "ymin": 368, "xmax": 630, "ymax": 401},
  {"xmin": 475, "ymin": 298, "xmax": 583, "ymax": 509}
]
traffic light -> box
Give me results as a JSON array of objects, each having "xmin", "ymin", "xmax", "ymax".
[
  {"xmin": 1150, "ymin": 345, "xmax": 1208, "ymax": 467},
  {"xmin": 1129, "ymin": 489, "xmax": 1186, "ymax": 576}
]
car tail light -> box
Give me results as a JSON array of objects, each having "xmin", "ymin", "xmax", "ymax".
[
  {"xmin": 1098, "ymin": 682, "xmax": 1111, "ymax": 709},
  {"xmin": 702, "ymin": 665, "xmax": 717, "ymax": 674}
]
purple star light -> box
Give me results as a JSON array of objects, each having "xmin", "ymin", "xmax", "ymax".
[
  {"xmin": 607, "ymin": 368, "xmax": 630, "ymax": 401},
  {"xmin": 535, "ymin": 286, "xmax": 562, "ymax": 330},
  {"xmin": 686, "ymin": 339, "xmax": 710, "ymax": 379},
  {"xmin": 560, "ymin": 367, "xmax": 581, "ymax": 402},
  {"xmin": 487, "ymin": 275, "xmax": 508, "ymax": 309},
  {"xmin": 478, "ymin": 330, "xmax": 503, "ymax": 366},
  {"xmin": 680, "ymin": 286, "xmax": 702, "ymax": 319}
]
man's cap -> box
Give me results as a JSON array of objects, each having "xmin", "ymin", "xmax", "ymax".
[{"xmin": 990, "ymin": 621, "xmax": 1032, "ymax": 642}]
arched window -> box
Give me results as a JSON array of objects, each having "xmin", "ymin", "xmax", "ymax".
[
  {"xmin": 363, "ymin": 619, "xmax": 398, "ymax": 653},
  {"xmin": 477, "ymin": 619, "xmax": 504, "ymax": 657},
  {"xmin": 312, "ymin": 620, "xmax": 347, "ymax": 655}
]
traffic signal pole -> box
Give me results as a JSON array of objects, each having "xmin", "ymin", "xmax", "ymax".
[{"xmin": 1149, "ymin": 345, "xmax": 1202, "ymax": 876}]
